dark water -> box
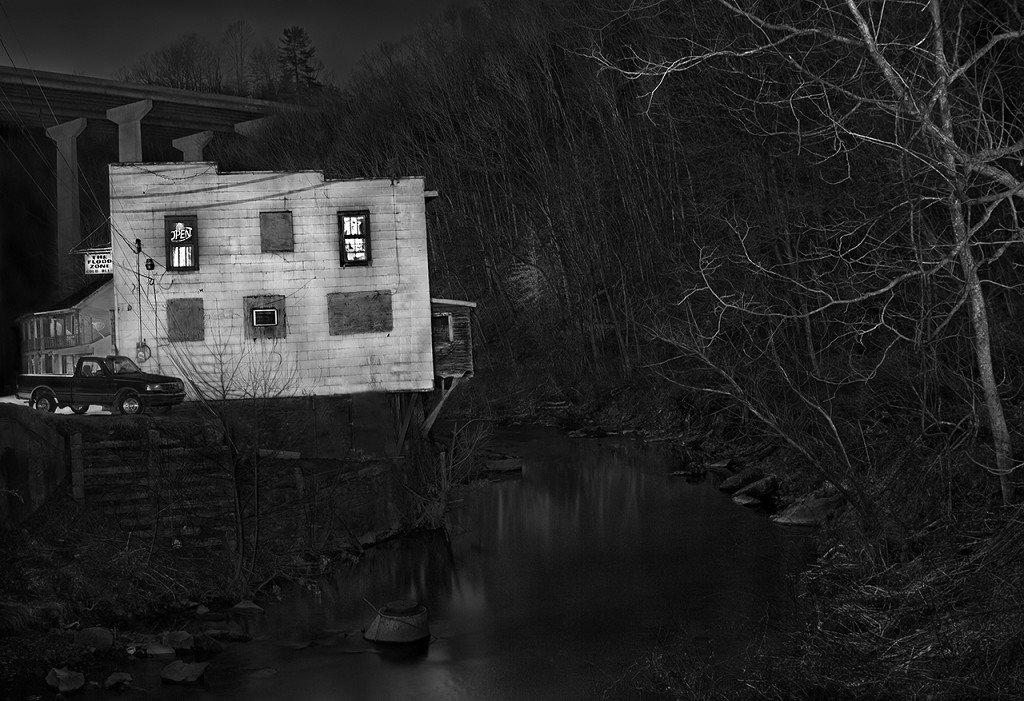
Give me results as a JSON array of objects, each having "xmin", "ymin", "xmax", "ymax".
[{"xmin": 126, "ymin": 426, "xmax": 811, "ymax": 700}]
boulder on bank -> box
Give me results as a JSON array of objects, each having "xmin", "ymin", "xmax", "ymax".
[
  {"xmin": 734, "ymin": 474, "xmax": 779, "ymax": 501},
  {"xmin": 45, "ymin": 667, "xmax": 85, "ymax": 693},
  {"xmin": 772, "ymin": 495, "xmax": 846, "ymax": 526},
  {"xmin": 75, "ymin": 626, "xmax": 113, "ymax": 651},
  {"xmin": 718, "ymin": 465, "xmax": 765, "ymax": 493},
  {"xmin": 161, "ymin": 630, "xmax": 194, "ymax": 651},
  {"xmin": 706, "ymin": 457, "xmax": 733, "ymax": 471}
]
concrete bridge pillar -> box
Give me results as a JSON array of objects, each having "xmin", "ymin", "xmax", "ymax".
[
  {"xmin": 172, "ymin": 130, "xmax": 213, "ymax": 161},
  {"xmin": 234, "ymin": 117, "xmax": 269, "ymax": 137},
  {"xmin": 45, "ymin": 117, "xmax": 87, "ymax": 297},
  {"xmin": 106, "ymin": 99, "xmax": 152, "ymax": 162}
]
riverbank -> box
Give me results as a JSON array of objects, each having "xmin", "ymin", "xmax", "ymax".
[
  {"xmin": 0, "ymin": 394, "xmax": 448, "ymax": 696},
  {"xmin": 0, "ymin": 491, "xmax": 232, "ymax": 695},
  {"xmin": 4, "ymin": 371, "xmax": 1023, "ymax": 698},
  {"xmin": 0, "ymin": 425, "xmax": 806, "ymax": 699}
]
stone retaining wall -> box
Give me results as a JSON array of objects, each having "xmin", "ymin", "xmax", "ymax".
[{"xmin": 0, "ymin": 404, "xmax": 70, "ymax": 527}]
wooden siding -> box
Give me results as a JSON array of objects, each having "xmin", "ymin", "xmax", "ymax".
[{"xmin": 431, "ymin": 304, "xmax": 474, "ymax": 378}]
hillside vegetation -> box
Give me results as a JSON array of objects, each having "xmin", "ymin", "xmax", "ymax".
[{"xmin": 211, "ymin": 0, "xmax": 1024, "ymax": 696}]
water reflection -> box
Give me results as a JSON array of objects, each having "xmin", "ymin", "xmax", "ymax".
[{"xmin": 162, "ymin": 426, "xmax": 809, "ymax": 700}]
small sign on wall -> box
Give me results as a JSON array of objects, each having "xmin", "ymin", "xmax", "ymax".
[{"xmin": 84, "ymin": 252, "xmax": 112, "ymax": 274}]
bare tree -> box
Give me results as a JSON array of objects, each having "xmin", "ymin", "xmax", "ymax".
[
  {"xmin": 222, "ymin": 20, "xmax": 255, "ymax": 96},
  {"xmin": 248, "ymin": 37, "xmax": 281, "ymax": 99},
  {"xmin": 159, "ymin": 303, "xmax": 302, "ymax": 583},
  {"xmin": 594, "ymin": 0, "xmax": 1024, "ymax": 504},
  {"xmin": 118, "ymin": 33, "xmax": 223, "ymax": 92}
]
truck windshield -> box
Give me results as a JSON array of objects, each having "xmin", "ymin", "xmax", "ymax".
[{"xmin": 109, "ymin": 357, "xmax": 141, "ymax": 374}]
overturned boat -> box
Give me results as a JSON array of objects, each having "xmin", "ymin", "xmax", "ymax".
[{"xmin": 363, "ymin": 600, "xmax": 430, "ymax": 644}]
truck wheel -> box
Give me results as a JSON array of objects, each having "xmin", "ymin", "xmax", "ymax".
[
  {"xmin": 32, "ymin": 391, "xmax": 57, "ymax": 413},
  {"xmin": 117, "ymin": 392, "xmax": 142, "ymax": 416},
  {"xmin": 70, "ymin": 404, "xmax": 89, "ymax": 415}
]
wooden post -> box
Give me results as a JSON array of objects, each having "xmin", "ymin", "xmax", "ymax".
[
  {"xmin": 421, "ymin": 378, "xmax": 460, "ymax": 437},
  {"xmin": 146, "ymin": 430, "xmax": 162, "ymax": 484},
  {"xmin": 146, "ymin": 429, "xmax": 162, "ymax": 536}
]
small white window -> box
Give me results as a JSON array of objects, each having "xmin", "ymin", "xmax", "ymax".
[{"xmin": 252, "ymin": 308, "xmax": 279, "ymax": 327}]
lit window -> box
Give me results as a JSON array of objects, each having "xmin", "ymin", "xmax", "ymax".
[
  {"xmin": 165, "ymin": 215, "xmax": 199, "ymax": 271},
  {"xmin": 339, "ymin": 211, "xmax": 370, "ymax": 266}
]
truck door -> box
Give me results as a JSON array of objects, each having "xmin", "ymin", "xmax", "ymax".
[{"xmin": 72, "ymin": 359, "xmax": 114, "ymax": 405}]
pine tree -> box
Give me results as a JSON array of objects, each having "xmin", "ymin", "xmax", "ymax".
[{"xmin": 277, "ymin": 26, "xmax": 320, "ymax": 94}]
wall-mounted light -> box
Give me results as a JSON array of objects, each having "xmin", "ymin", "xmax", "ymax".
[{"xmin": 145, "ymin": 258, "xmax": 155, "ymax": 271}]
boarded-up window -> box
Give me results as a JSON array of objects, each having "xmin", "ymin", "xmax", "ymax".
[
  {"xmin": 243, "ymin": 294, "xmax": 286, "ymax": 340},
  {"xmin": 167, "ymin": 297, "xmax": 204, "ymax": 342},
  {"xmin": 165, "ymin": 215, "xmax": 199, "ymax": 271},
  {"xmin": 260, "ymin": 211, "xmax": 293, "ymax": 252},
  {"xmin": 327, "ymin": 291, "xmax": 392, "ymax": 335}
]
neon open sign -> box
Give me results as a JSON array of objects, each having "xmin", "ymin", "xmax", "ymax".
[{"xmin": 170, "ymin": 223, "xmax": 193, "ymax": 242}]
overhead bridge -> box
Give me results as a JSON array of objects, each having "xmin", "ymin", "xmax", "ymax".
[{"xmin": 0, "ymin": 66, "xmax": 289, "ymax": 303}]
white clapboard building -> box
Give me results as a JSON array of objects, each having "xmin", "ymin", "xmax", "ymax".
[{"xmin": 108, "ymin": 162, "xmax": 436, "ymax": 398}]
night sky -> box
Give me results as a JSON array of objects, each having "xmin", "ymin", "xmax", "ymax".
[{"xmin": 0, "ymin": 0, "xmax": 455, "ymax": 82}]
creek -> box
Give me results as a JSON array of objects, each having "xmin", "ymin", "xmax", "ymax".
[{"xmin": 120, "ymin": 425, "xmax": 812, "ymax": 700}]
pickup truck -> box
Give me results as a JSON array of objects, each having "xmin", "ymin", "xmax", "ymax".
[{"xmin": 16, "ymin": 355, "xmax": 186, "ymax": 415}]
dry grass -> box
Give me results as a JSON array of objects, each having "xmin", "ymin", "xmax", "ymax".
[{"xmin": 710, "ymin": 501, "xmax": 1022, "ymax": 700}]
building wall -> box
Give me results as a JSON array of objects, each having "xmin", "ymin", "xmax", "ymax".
[
  {"xmin": 109, "ymin": 163, "xmax": 434, "ymax": 397},
  {"xmin": 76, "ymin": 282, "xmax": 115, "ymax": 345},
  {"xmin": 432, "ymin": 302, "xmax": 475, "ymax": 379},
  {"xmin": 18, "ymin": 281, "xmax": 114, "ymax": 374}
]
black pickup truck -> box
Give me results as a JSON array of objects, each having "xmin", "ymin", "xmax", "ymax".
[{"xmin": 16, "ymin": 356, "xmax": 186, "ymax": 415}]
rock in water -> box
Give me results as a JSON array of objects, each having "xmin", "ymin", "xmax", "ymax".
[
  {"xmin": 162, "ymin": 630, "xmax": 194, "ymax": 651},
  {"xmin": 75, "ymin": 626, "xmax": 114, "ymax": 651},
  {"xmin": 104, "ymin": 672, "xmax": 133, "ymax": 689},
  {"xmin": 230, "ymin": 600, "xmax": 264, "ymax": 614},
  {"xmin": 194, "ymin": 632, "xmax": 227, "ymax": 656},
  {"xmin": 144, "ymin": 642, "xmax": 176, "ymax": 658},
  {"xmin": 248, "ymin": 667, "xmax": 278, "ymax": 678},
  {"xmin": 45, "ymin": 668, "xmax": 85, "ymax": 693},
  {"xmin": 161, "ymin": 660, "xmax": 209, "ymax": 685}
]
